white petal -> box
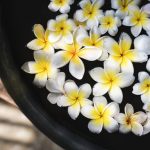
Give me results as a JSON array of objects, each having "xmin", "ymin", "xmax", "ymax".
[
  {"xmin": 33, "ymin": 72, "xmax": 47, "ymax": 88},
  {"xmin": 74, "ymin": 10, "xmax": 87, "ymax": 22},
  {"xmin": 93, "ymin": 83, "xmax": 110, "ymax": 96},
  {"xmin": 143, "ymin": 102, "xmax": 150, "ymax": 111},
  {"xmin": 132, "ymin": 83, "xmax": 145, "ymax": 95},
  {"xmin": 79, "ymin": 84, "xmax": 91, "ymax": 98},
  {"xmin": 98, "ymin": 49, "xmax": 109, "ymax": 61},
  {"xmin": 119, "ymin": 32, "xmax": 132, "ymax": 46},
  {"xmin": 79, "ymin": 47, "xmax": 102, "ymax": 61},
  {"xmin": 132, "ymin": 122, "xmax": 143, "ymax": 136},
  {"xmin": 69, "ymin": 57, "xmax": 85, "ymax": 80},
  {"xmin": 27, "ymin": 39, "xmax": 44, "ymax": 50},
  {"xmin": 52, "ymin": 51, "xmax": 71, "ymax": 68},
  {"xmin": 48, "ymin": 2, "xmax": 59, "ymax": 12},
  {"xmin": 131, "ymin": 25, "xmax": 142, "ymax": 37},
  {"xmin": 131, "ymin": 51, "xmax": 147, "ymax": 63},
  {"xmin": 121, "ymin": 59, "xmax": 134, "ymax": 74},
  {"xmin": 119, "ymin": 125, "xmax": 131, "ymax": 134},
  {"xmin": 64, "ymin": 80, "xmax": 78, "ymax": 95},
  {"xmin": 60, "ymin": 5, "xmax": 70, "ymax": 13},
  {"xmin": 134, "ymin": 35, "xmax": 150, "ymax": 55},
  {"xmin": 133, "ymin": 112, "xmax": 147, "ymax": 124},
  {"xmin": 111, "ymin": 0, "xmax": 119, "ymax": 9},
  {"xmin": 146, "ymin": 59, "xmax": 150, "ymax": 72},
  {"xmin": 104, "ymin": 102, "xmax": 120, "ymax": 117},
  {"xmin": 63, "ymin": 31, "xmax": 73, "ymax": 44},
  {"xmin": 47, "ymin": 19, "xmax": 56, "ymax": 31},
  {"xmin": 143, "ymin": 20, "xmax": 150, "ymax": 31},
  {"xmin": 108, "ymin": 26, "xmax": 118, "ymax": 36},
  {"xmin": 21, "ymin": 61, "xmax": 38, "ymax": 74},
  {"xmin": 89, "ymin": 67, "xmax": 105, "ymax": 83},
  {"xmin": 125, "ymin": 103, "xmax": 134, "ymax": 116},
  {"xmin": 138, "ymin": 71, "xmax": 149, "ymax": 82},
  {"xmin": 104, "ymin": 117, "xmax": 119, "ymax": 133},
  {"xmin": 48, "ymin": 31, "xmax": 61, "ymax": 43},
  {"xmin": 88, "ymin": 120, "xmax": 103, "ymax": 134},
  {"xmin": 115, "ymin": 113, "xmax": 126, "ymax": 124},
  {"xmin": 47, "ymin": 93, "xmax": 62, "ymax": 104},
  {"xmin": 57, "ymin": 95, "xmax": 72, "ymax": 107},
  {"xmin": 93, "ymin": 96, "xmax": 108, "ymax": 109},
  {"xmin": 109, "ymin": 86, "xmax": 123, "ymax": 103},
  {"xmin": 87, "ymin": 18, "xmax": 99, "ymax": 29},
  {"xmin": 116, "ymin": 9, "xmax": 126, "ymax": 19},
  {"xmin": 81, "ymin": 105, "xmax": 97, "ymax": 119},
  {"xmin": 143, "ymin": 119, "xmax": 150, "ymax": 135},
  {"xmin": 68, "ymin": 102, "xmax": 80, "ymax": 120},
  {"xmin": 99, "ymin": 25, "xmax": 108, "ymax": 35},
  {"xmin": 34, "ymin": 51, "xmax": 52, "ymax": 62},
  {"xmin": 123, "ymin": 16, "xmax": 134, "ymax": 26},
  {"xmin": 93, "ymin": 0, "xmax": 104, "ymax": 8},
  {"xmin": 79, "ymin": 0, "xmax": 90, "ymax": 8},
  {"xmin": 142, "ymin": 4, "xmax": 150, "ymax": 15},
  {"xmin": 141, "ymin": 93, "xmax": 150, "ymax": 103},
  {"xmin": 56, "ymin": 14, "xmax": 68, "ymax": 21},
  {"xmin": 118, "ymin": 73, "xmax": 135, "ymax": 88}
]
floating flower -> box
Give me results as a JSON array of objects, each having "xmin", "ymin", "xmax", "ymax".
[
  {"xmin": 133, "ymin": 72, "xmax": 150, "ymax": 103},
  {"xmin": 74, "ymin": 0, "xmax": 104, "ymax": 29},
  {"xmin": 111, "ymin": 0, "xmax": 140, "ymax": 19},
  {"xmin": 116, "ymin": 104, "xmax": 146, "ymax": 136},
  {"xmin": 57, "ymin": 80, "xmax": 92, "ymax": 120},
  {"xmin": 123, "ymin": 7, "xmax": 150, "ymax": 37},
  {"xmin": 142, "ymin": 112, "xmax": 150, "ymax": 135},
  {"xmin": 21, "ymin": 51, "xmax": 58, "ymax": 87},
  {"xmin": 147, "ymin": 59, "xmax": 150, "ymax": 72},
  {"xmin": 104, "ymin": 33, "xmax": 147, "ymax": 74},
  {"xmin": 27, "ymin": 24, "xmax": 55, "ymax": 53},
  {"xmin": 46, "ymin": 72, "xmax": 65, "ymax": 104},
  {"xmin": 134, "ymin": 35, "xmax": 150, "ymax": 55},
  {"xmin": 89, "ymin": 61, "xmax": 135, "ymax": 103},
  {"xmin": 81, "ymin": 96, "xmax": 119, "ymax": 134},
  {"xmin": 53, "ymin": 28, "xmax": 101, "ymax": 80},
  {"xmin": 80, "ymin": 26, "xmax": 108, "ymax": 61},
  {"xmin": 99, "ymin": 10, "xmax": 121, "ymax": 36},
  {"xmin": 48, "ymin": 0, "xmax": 74, "ymax": 13},
  {"xmin": 47, "ymin": 14, "xmax": 76, "ymax": 44}
]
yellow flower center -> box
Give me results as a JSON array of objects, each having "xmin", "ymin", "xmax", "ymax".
[
  {"xmin": 54, "ymin": 0, "xmax": 68, "ymax": 6},
  {"xmin": 140, "ymin": 79, "xmax": 150, "ymax": 93}
]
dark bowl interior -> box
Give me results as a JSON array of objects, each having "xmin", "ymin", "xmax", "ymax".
[{"xmin": 0, "ymin": 0, "xmax": 150, "ymax": 150}]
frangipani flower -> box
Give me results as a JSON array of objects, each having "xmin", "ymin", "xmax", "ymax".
[
  {"xmin": 99, "ymin": 10, "xmax": 121, "ymax": 36},
  {"xmin": 48, "ymin": 0, "xmax": 74, "ymax": 13},
  {"xmin": 123, "ymin": 7, "xmax": 150, "ymax": 37},
  {"xmin": 111, "ymin": 0, "xmax": 140, "ymax": 19},
  {"xmin": 74, "ymin": 0, "xmax": 104, "ymax": 29},
  {"xmin": 104, "ymin": 33, "xmax": 147, "ymax": 74},
  {"xmin": 47, "ymin": 14, "xmax": 76, "ymax": 44},
  {"xmin": 142, "ymin": 112, "xmax": 150, "ymax": 135},
  {"xmin": 53, "ymin": 28, "xmax": 101, "ymax": 80},
  {"xmin": 89, "ymin": 61, "xmax": 135, "ymax": 103},
  {"xmin": 46, "ymin": 72, "xmax": 65, "ymax": 105},
  {"xmin": 80, "ymin": 26, "xmax": 108, "ymax": 61},
  {"xmin": 134, "ymin": 35, "xmax": 150, "ymax": 55},
  {"xmin": 74, "ymin": 17, "xmax": 87, "ymax": 29},
  {"xmin": 133, "ymin": 72, "xmax": 150, "ymax": 103},
  {"xmin": 147, "ymin": 59, "xmax": 150, "ymax": 72},
  {"xmin": 116, "ymin": 104, "xmax": 146, "ymax": 136},
  {"xmin": 57, "ymin": 80, "xmax": 92, "ymax": 120},
  {"xmin": 21, "ymin": 51, "xmax": 58, "ymax": 87},
  {"xmin": 27, "ymin": 24, "xmax": 55, "ymax": 53},
  {"xmin": 81, "ymin": 96, "xmax": 119, "ymax": 134}
]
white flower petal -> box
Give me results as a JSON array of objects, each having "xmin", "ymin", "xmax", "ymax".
[
  {"xmin": 68, "ymin": 102, "xmax": 80, "ymax": 120},
  {"xmin": 69, "ymin": 57, "xmax": 85, "ymax": 80},
  {"xmin": 143, "ymin": 102, "xmax": 150, "ymax": 112},
  {"xmin": 74, "ymin": 10, "xmax": 87, "ymax": 22},
  {"xmin": 93, "ymin": 96, "xmax": 108, "ymax": 109},
  {"xmin": 27, "ymin": 39, "xmax": 44, "ymax": 50},
  {"xmin": 121, "ymin": 59, "xmax": 134, "ymax": 74},
  {"xmin": 143, "ymin": 119, "xmax": 150, "ymax": 135},
  {"xmin": 57, "ymin": 95, "xmax": 72, "ymax": 107},
  {"xmin": 79, "ymin": 47, "xmax": 102, "ymax": 61},
  {"xmin": 146, "ymin": 59, "xmax": 150, "ymax": 72},
  {"xmin": 108, "ymin": 26, "xmax": 118, "ymax": 36},
  {"xmin": 132, "ymin": 122, "xmax": 143, "ymax": 136},
  {"xmin": 119, "ymin": 125, "xmax": 131, "ymax": 134},
  {"xmin": 133, "ymin": 112, "xmax": 147, "ymax": 124},
  {"xmin": 33, "ymin": 72, "xmax": 47, "ymax": 88},
  {"xmin": 125, "ymin": 103, "xmax": 134, "ymax": 116},
  {"xmin": 48, "ymin": 31, "xmax": 61, "ymax": 43},
  {"xmin": 131, "ymin": 25, "xmax": 142, "ymax": 37},
  {"xmin": 98, "ymin": 49, "xmax": 109, "ymax": 61},
  {"xmin": 138, "ymin": 71, "xmax": 149, "ymax": 82},
  {"xmin": 93, "ymin": 83, "xmax": 110, "ymax": 96},
  {"xmin": 34, "ymin": 51, "xmax": 52, "ymax": 62},
  {"xmin": 48, "ymin": 2, "xmax": 59, "ymax": 12},
  {"xmin": 47, "ymin": 19, "xmax": 56, "ymax": 31},
  {"xmin": 132, "ymin": 83, "xmax": 145, "ymax": 95},
  {"xmin": 99, "ymin": 25, "xmax": 108, "ymax": 35},
  {"xmin": 131, "ymin": 51, "xmax": 147, "ymax": 63},
  {"xmin": 143, "ymin": 20, "xmax": 150, "ymax": 31},
  {"xmin": 104, "ymin": 117, "xmax": 119, "ymax": 133},
  {"xmin": 60, "ymin": 5, "xmax": 70, "ymax": 13},
  {"xmin": 118, "ymin": 73, "xmax": 135, "ymax": 88},
  {"xmin": 115, "ymin": 113, "xmax": 126, "ymax": 124},
  {"xmin": 64, "ymin": 80, "xmax": 78, "ymax": 95},
  {"xmin": 56, "ymin": 14, "xmax": 68, "ymax": 21},
  {"xmin": 93, "ymin": 0, "xmax": 104, "ymax": 8},
  {"xmin": 63, "ymin": 31, "xmax": 73, "ymax": 44},
  {"xmin": 111, "ymin": 0, "xmax": 119, "ymax": 9},
  {"xmin": 47, "ymin": 93, "xmax": 62, "ymax": 104},
  {"xmin": 88, "ymin": 119, "xmax": 103, "ymax": 134},
  {"xmin": 21, "ymin": 62, "xmax": 38, "ymax": 74},
  {"xmin": 141, "ymin": 93, "xmax": 150, "ymax": 103},
  {"xmin": 142, "ymin": 4, "xmax": 150, "ymax": 15},
  {"xmin": 53, "ymin": 51, "xmax": 71, "ymax": 68},
  {"xmin": 79, "ymin": 0, "xmax": 90, "ymax": 8},
  {"xmin": 123, "ymin": 16, "xmax": 134, "ymax": 26},
  {"xmin": 116, "ymin": 9, "xmax": 126, "ymax": 19},
  {"xmin": 109, "ymin": 86, "xmax": 123, "ymax": 103},
  {"xmin": 79, "ymin": 84, "xmax": 91, "ymax": 98},
  {"xmin": 134, "ymin": 35, "xmax": 150, "ymax": 55},
  {"xmin": 87, "ymin": 18, "xmax": 99, "ymax": 29}
]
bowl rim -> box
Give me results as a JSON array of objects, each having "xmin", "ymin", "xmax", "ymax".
[{"xmin": 0, "ymin": 5, "xmax": 106, "ymax": 150}]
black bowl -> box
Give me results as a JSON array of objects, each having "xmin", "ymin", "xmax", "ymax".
[{"xmin": 0, "ymin": 0, "xmax": 149, "ymax": 150}]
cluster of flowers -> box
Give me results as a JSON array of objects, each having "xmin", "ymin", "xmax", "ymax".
[{"xmin": 21, "ymin": 0, "xmax": 150, "ymax": 136}]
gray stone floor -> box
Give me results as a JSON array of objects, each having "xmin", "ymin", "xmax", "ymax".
[{"xmin": 0, "ymin": 79, "xmax": 63, "ymax": 150}]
